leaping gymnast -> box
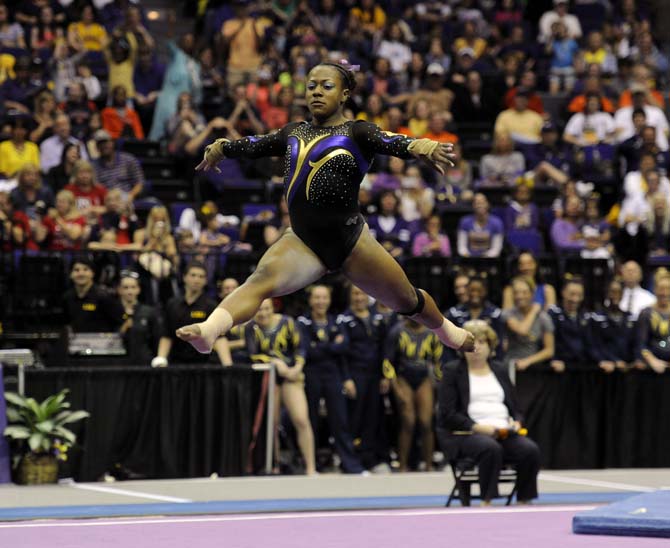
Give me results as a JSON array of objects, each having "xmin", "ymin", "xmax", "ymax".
[{"xmin": 176, "ymin": 61, "xmax": 476, "ymax": 355}]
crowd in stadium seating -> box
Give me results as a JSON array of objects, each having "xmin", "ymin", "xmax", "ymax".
[{"xmin": 1, "ymin": 0, "xmax": 670, "ymax": 473}]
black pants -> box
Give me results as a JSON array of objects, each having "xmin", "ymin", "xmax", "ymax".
[
  {"xmin": 305, "ymin": 369, "xmax": 363, "ymax": 473},
  {"xmin": 347, "ymin": 370, "xmax": 386, "ymax": 469},
  {"xmin": 447, "ymin": 433, "xmax": 540, "ymax": 501}
]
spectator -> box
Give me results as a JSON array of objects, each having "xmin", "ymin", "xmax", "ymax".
[
  {"xmin": 30, "ymin": 90, "xmax": 57, "ymax": 144},
  {"xmin": 263, "ymin": 196, "xmax": 291, "ymax": 248},
  {"xmin": 629, "ymin": 29, "xmax": 668, "ymax": 74},
  {"xmin": 452, "ymin": 70, "xmax": 500, "ymax": 125},
  {"xmin": 356, "ymin": 93, "xmax": 388, "ymax": 128},
  {"xmin": 153, "ymin": 261, "xmax": 232, "ymax": 366},
  {"xmin": 63, "ymin": 159, "xmax": 107, "ymax": 224},
  {"xmin": 437, "ymin": 320, "xmax": 540, "ymax": 505},
  {"xmin": 67, "ymin": 4, "xmax": 108, "ymax": 52},
  {"xmin": 412, "ymin": 213, "xmax": 451, "ymax": 258},
  {"xmin": 424, "ymin": 36, "xmax": 451, "ymax": 75},
  {"xmin": 115, "ymin": 5, "xmax": 154, "ymax": 50},
  {"xmin": 551, "ymin": 195, "xmax": 585, "ymax": 253},
  {"xmin": 645, "ymin": 193, "xmax": 670, "ymax": 256},
  {"xmin": 398, "ymin": 164, "xmax": 434, "ymax": 223},
  {"xmin": 30, "ymin": 5, "xmax": 64, "ymax": 51},
  {"xmin": 0, "ymin": 115, "xmax": 39, "ymax": 177},
  {"xmin": 134, "ymin": 46, "xmax": 165, "ymax": 133},
  {"xmin": 563, "ymin": 93, "xmax": 616, "ymax": 147},
  {"xmin": 219, "ymin": 83, "xmax": 264, "ymax": 137},
  {"xmin": 447, "ymin": 277, "xmax": 503, "ymax": 350},
  {"xmin": 133, "ymin": 205, "xmax": 178, "ymax": 282},
  {"xmin": 198, "ymin": 210, "xmax": 231, "ymax": 251},
  {"xmin": 46, "ymin": 142, "xmax": 81, "ymax": 193},
  {"xmin": 370, "ymin": 156, "xmax": 404, "ymax": 195},
  {"xmin": 479, "ymin": 132, "xmax": 525, "ymax": 187},
  {"xmin": 623, "ymin": 155, "xmax": 670, "ymax": 201},
  {"xmin": 0, "ymin": 190, "xmax": 34, "ymax": 250},
  {"xmin": 408, "ymin": 62, "xmax": 453, "ymax": 115},
  {"xmin": 262, "ymin": 86, "xmax": 294, "ymax": 131},
  {"xmin": 63, "ymin": 256, "xmax": 123, "ymax": 333},
  {"xmin": 504, "ymin": 182, "xmax": 539, "ymax": 232},
  {"xmin": 314, "ymin": 0, "xmax": 345, "ymax": 49},
  {"xmin": 93, "ymin": 129, "xmax": 145, "ymax": 200},
  {"xmin": 504, "ymin": 70, "xmax": 544, "ymax": 116},
  {"xmin": 567, "ymin": 74, "xmax": 616, "ymax": 114},
  {"xmin": 457, "ymin": 193, "xmax": 504, "ymax": 258},
  {"xmin": 59, "ymin": 81, "xmax": 98, "ymax": 141},
  {"xmin": 494, "ymin": 89, "xmax": 543, "ymax": 144},
  {"xmin": 104, "ymin": 27, "xmax": 138, "ymax": 100},
  {"xmin": 245, "ymin": 298, "xmax": 316, "ymax": 475},
  {"xmin": 40, "ymin": 113, "xmax": 88, "ymax": 174},
  {"xmin": 453, "ymin": 20, "xmax": 487, "ymax": 59},
  {"xmin": 117, "ymin": 270, "xmax": 162, "ymax": 365},
  {"xmin": 349, "ymin": 0, "xmax": 386, "ymax": 37},
  {"xmin": 101, "ymin": 85, "xmax": 144, "ymax": 140},
  {"xmin": 618, "ymin": 109, "xmax": 650, "ymax": 171},
  {"xmin": 299, "ymin": 285, "xmax": 364, "ymax": 474},
  {"xmin": 636, "ymin": 268, "xmax": 670, "ymax": 374},
  {"xmin": 590, "ymin": 279, "xmax": 637, "ymax": 373},
  {"xmin": 423, "ymin": 111, "xmax": 458, "ymax": 144},
  {"xmin": 406, "ymin": 98, "xmax": 430, "ymax": 138},
  {"xmin": 220, "ymin": 1, "xmax": 271, "ymax": 90},
  {"xmin": 546, "ymin": 20, "xmax": 579, "ymax": 94},
  {"xmin": 367, "ymin": 190, "xmax": 413, "ymax": 259},
  {"xmin": 440, "ymin": 142, "xmax": 473, "ymax": 202},
  {"xmin": 582, "ymin": 196, "xmax": 612, "ymax": 253},
  {"xmin": 580, "ymin": 30, "xmax": 618, "ymax": 75},
  {"xmin": 37, "ymin": 189, "xmax": 87, "ymax": 251},
  {"xmin": 383, "ymin": 317, "xmax": 443, "ymax": 472},
  {"xmin": 376, "ymin": 21, "xmax": 412, "ymax": 75},
  {"xmin": 502, "ymin": 276, "xmax": 555, "ymax": 379},
  {"xmin": 617, "ymin": 63, "xmax": 664, "ymax": 110},
  {"xmin": 366, "ymin": 57, "xmax": 399, "ymax": 102},
  {"xmin": 538, "ymin": 0, "xmax": 582, "ymax": 43},
  {"xmin": 341, "ymin": 285, "xmax": 389, "ymax": 471},
  {"xmin": 502, "ymin": 252, "xmax": 557, "ymax": 311},
  {"xmin": 0, "ymin": 56, "xmax": 39, "ymax": 114},
  {"xmin": 9, "ymin": 164, "xmax": 54, "ymax": 219},
  {"xmin": 0, "ymin": 4, "xmax": 26, "ymax": 49},
  {"xmin": 620, "ymin": 260, "xmax": 656, "ymax": 319},
  {"xmin": 453, "ymin": 271, "xmax": 470, "ymax": 307},
  {"xmin": 88, "ymin": 188, "xmax": 138, "ymax": 250},
  {"xmin": 178, "ymin": 201, "xmax": 239, "ymax": 243},
  {"xmin": 614, "ymin": 85, "xmax": 669, "ymax": 151}
]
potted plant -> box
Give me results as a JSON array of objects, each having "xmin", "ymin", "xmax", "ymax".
[{"xmin": 3, "ymin": 389, "xmax": 90, "ymax": 485}]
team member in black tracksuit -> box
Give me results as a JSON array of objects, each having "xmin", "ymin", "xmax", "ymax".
[
  {"xmin": 298, "ymin": 284, "xmax": 364, "ymax": 474},
  {"xmin": 547, "ymin": 278, "xmax": 602, "ymax": 372},
  {"xmin": 589, "ymin": 279, "xmax": 637, "ymax": 373},
  {"xmin": 339, "ymin": 285, "xmax": 388, "ymax": 470}
]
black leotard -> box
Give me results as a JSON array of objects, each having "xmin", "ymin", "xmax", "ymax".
[{"xmin": 221, "ymin": 120, "xmax": 416, "ymax": 270}]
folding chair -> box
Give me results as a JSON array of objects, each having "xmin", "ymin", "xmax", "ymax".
[{"xmin": 446, "ymin": 457, "xmax": 518, "ymax": 507}]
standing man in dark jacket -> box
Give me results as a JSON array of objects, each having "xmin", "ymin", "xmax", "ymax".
[{"xmin": 298, "ymin": 284, "xmax": 364, "ymax": 474}]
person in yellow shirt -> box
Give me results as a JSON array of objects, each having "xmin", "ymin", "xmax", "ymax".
[
  {"xmin": 494, "ymin": 89, "xmax": 544, "ymax": 144},
  {"xmin": 67, "ymin": 5, "xmax": 108, "ymax": 52},
  {"xmin": 103, "ymin": 29, "xmax": 138, "ymax": 98},
  {"xmin": 0, "ymin": 115, "xmax": 40, "ymax": 177},
  {"xmin": 453, "ymin": 21, "xmax": 487, "ymax": 59},
  {"xmin": 350, "ymin": 0, "xmax": 386, "ymax": 36}
]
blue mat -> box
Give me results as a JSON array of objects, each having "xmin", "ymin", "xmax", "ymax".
[{"xmin": 573, "ymin": 490, "xmax": 670, "ymax": 538}]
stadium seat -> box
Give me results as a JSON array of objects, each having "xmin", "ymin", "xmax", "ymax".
[
  {"xmin": 121, "ymin": 139, "xmax": 162, "ymax": 158},
  {"xmin": 507, "ymin": 229, "xmax": 544, "ymax": 254}
]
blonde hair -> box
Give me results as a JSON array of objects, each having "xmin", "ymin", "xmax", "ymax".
[
  {"xmin": 70, "ymin": 159, "xmax": 97, "ymax": 185},
  {"xmin": 56, "ymin": 189, "xmax": 75, "ymax": 208},
  {"xmin": 463, "ymin": 319, "xmax": 498, "ymax": 350},
  {"xmin": 17, "ymin": 164, "xmax": 42, "ymax": 190},
  {"xmin": 654, "ymin": 267, "xmax": 670, "ymax": 286},
  {"xmin": 145, "ymin": 205, "xmax": 172, "ymax": 236}
]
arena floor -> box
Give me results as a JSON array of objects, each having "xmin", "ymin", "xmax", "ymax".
[{"xmin": 1, "ymin": 469, "xmax": 668, "ymax": 547}]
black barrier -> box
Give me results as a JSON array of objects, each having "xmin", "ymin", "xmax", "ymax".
[{"xmin": 22, "ymin": 365, "xmax": 260, "ymax": 481}]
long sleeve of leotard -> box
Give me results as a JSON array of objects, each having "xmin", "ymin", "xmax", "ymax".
[
  {"xmin": 351, "ymin": 120, "xmax": 417, "ymax": 159},
  {"xmin": 220, "ymin": 123, "xmax": 295, "ymax": 159}
]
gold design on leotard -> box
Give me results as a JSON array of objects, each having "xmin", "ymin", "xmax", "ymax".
[
  {"xmin": 650, "ymin": 310, "xmax": 670, "ymax": 337},
  {"xmin": 306, "ymin": 149, "xmax": 354, "ymax": 200},
  {"xmin": 286, "ymin": 134, "xmax": 328, "ymax": 199}
]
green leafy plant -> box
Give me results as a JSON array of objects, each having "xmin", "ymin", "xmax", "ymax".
[{"xmin": 3, "ymin": 389, "xmax": 89, "ymax": 460}]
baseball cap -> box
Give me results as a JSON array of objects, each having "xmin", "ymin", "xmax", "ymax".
[
  {"xmin": 457, "ymin": 47, "xmax": 476, "ymax": 58},
  {"xmin": 94, "ymin": 129, "xmax": 112, "ymax": 142},
  {"xmin": 426, "ymin": 62, "xmax": 445, "ymax": 75}
]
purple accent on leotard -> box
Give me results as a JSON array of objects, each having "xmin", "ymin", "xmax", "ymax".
[{"xmin": 285, "ymin": 135, "xmax": 370, "ymax": 205}]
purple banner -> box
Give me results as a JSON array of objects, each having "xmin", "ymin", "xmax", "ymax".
[{"xmin": 0, "ymin": 366, "xmax": 11, "ymax": 483}]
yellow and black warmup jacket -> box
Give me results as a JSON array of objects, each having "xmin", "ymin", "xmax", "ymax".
[
  {"xmin": 382, "ymin": 322, "xmax": 444, "ymax": 381},
  {"xmin": 244, "ymin": 315, "xmax": 305, "ymax": 368}
]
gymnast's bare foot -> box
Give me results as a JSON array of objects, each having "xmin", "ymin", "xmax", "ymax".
[{"xmin": 176, "ymin": 324, "xmax": 215, "ymax": 354}]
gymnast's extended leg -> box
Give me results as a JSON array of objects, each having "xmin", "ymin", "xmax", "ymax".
[
  {"xmin": 176, "ymin": 229, "xmax": 327, "ymax": 352},
  {"xmin": 342, "ymin": 226, "xmax": 475, "ymax": 350}
]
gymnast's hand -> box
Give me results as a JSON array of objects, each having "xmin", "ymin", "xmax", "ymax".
[
  {"xmin": 425, "ymin": 142, "xmax": 457, "ymax": 174},
  {"xmin": 195, "ymin": 138, "xmax": 228, "ymax": 173}
]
